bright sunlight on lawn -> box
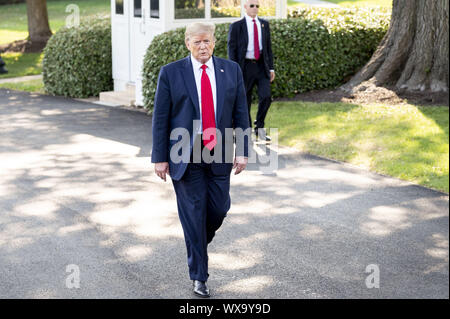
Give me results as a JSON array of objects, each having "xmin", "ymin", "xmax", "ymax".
[{"xmin": 255, "ymin": 102, "xmax": 449, "ymax": 193}]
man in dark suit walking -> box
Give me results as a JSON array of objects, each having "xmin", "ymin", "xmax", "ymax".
[
  {"xmin": 228, "ymin": 0, "xmax": 275, "ymax": 141},
  {"xmin": 152, "ymin": 22, "xmax": 250, "ymax": 298}
]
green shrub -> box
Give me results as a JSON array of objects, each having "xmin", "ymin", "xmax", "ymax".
[
  {"xmin": 142, "ymin": 6, "xmax": 390, "ymax": 111},
  {"xmin": 42, "ymin": 17, "xmax": 112, "ymax": 98}
]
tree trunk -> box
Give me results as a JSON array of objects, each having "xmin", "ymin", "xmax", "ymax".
[
  {"xmin": 26, "ymin": 0, "xmax": 52, "ymax": 45},
  {"xmin": 342, "ymin": 0, "xmax": 449, "ymax": 93}
]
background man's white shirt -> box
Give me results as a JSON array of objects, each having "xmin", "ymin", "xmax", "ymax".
[{"xmin": 244, "ymin": 14, "xmax": 263, "ymax": 60}]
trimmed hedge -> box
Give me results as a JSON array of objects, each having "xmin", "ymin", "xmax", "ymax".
[
  {"xmin": 142, "ymin": 6, "xmax": 390, "ymax": 111},
  {"xmin": 42, "ymin": 17, "xmax": 112, "ymax": 98}
]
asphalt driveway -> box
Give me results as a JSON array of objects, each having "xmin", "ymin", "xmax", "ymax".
[{"xmin": 0, "ymin": 89, "xmax": 448, "ymax": 298}]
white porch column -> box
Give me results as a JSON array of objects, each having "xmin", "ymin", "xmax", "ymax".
[
  {"xmin": 205, "ymin": 0, "xmax": 211, "ymax": 19},
  {"xmin": 277, "ymin": 0, "xmax": 287, "ymax": 19}
]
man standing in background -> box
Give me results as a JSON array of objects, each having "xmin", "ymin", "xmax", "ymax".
[{"xmin": 228, "ymin": 0, "xmax": 275, "ymax": 141}]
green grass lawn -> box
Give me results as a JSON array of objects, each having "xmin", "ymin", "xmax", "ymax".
[
  {"xmin": 0, "ymin": 78, "xmax": 45, "ymax": 93},
  {"xmin": 2, "ymin": 78, "xmax": 446, "ymax": 193},
  {"xmin": 0, "ymin": 0, "xmax": 110, "ymax": 45},
  {"xmin": 255, "ymin": 102, "xmax": 449, "ymax": 193},
  {"xmin": 0, "ymin": 52, "xmax": 43, "ymax": 79}
]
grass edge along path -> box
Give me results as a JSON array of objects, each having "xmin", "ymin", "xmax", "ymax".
[
  {"xmin": 0, "ymin": 78, "xmax": 45, "ymax": 93},
  {"xmin": 258, "ymin": 101, "xmax": 449, "ymax": 193}
]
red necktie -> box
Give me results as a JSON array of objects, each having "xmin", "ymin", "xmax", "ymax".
[
  {"xmin": 200, "ymin": 64, "xmax": 216, "ymax": 150},
  {"xmin": 253, "ymin": 19, "xmax": 260, "ymax": 60}
]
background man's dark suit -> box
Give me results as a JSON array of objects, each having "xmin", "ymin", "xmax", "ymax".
[
  {"xmin": 228, "ymin": 16, "xmax": 274, "ymax": 130},
  {"xmin": 151, "ymin": 55, "xmax": 249, "ymax": 283}
]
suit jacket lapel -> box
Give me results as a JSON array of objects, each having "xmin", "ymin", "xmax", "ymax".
[
  {"xmin": 240, "ymin": 18, "xmax": 248, "ymax": 49},
  {"xmin": 259, "ymin": 18, "xmax": 266, "ymax": 51},
  {"xmin": 182, "ymin": 57, "xmax": 200, "ymax": 120},
  {"xmin": 213, "ymin": 56, "xmax": 225, "ymax": 126}
]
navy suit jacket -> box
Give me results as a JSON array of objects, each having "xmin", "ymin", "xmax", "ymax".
[
  {"xmin": 227, "ymin": 17, "xmax": 274, "ymax": 78},
  {"xmin": 151, "ymin": 56, "xmax": 250, "ymax": 181}
]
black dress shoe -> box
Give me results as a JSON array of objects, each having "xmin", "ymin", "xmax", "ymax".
[
  {"xmin": 193, "ymin": 280, "xmax": 210, "ymax": 298},
  {"xmin": 254, "ymin": 127, "xmax": 271, "ymax": 142}
]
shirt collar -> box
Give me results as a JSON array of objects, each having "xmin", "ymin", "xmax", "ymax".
[
  {"xmin": 190, "ymin": 54, "xmax": 214, "ymax": 72},
  {"xmin": 245, "ymin": 14, "xmax": 258, "ymax": 22}
]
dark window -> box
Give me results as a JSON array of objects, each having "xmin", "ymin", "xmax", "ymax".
[
  {"xmin": 134, "ymin": 0, "xmax": 142, "ymax": 17},
  {"xmin": 150, "ymin": 0, "xmax": 159, "ymax": 18},
  {"xmin": 116, "ymin": 0, "xmax": 124, "ymax": 15}
]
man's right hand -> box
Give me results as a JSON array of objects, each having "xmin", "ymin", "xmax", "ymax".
[{"xmin": 155, "ymin": 162, "xmax": 169, "ymax": 182}]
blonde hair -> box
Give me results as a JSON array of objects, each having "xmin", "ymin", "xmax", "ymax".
[{"xmin": 185, "ymin": 22, "xmax": 216, "ymax": 41}]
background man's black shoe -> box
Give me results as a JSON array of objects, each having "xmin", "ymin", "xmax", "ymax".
[
  {"xmin": 254, "ymin": 127, "xmax": 271, "ymax": 142},
  {"xmin": 193, "ymin": 280, "xmax": 210, "ymax": 298}
]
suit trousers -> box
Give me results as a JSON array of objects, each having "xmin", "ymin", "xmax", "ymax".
[
  {"xmin": 243, "ymin": 58, "xmax": 272, "ymax": 129},
  {"xmin": 171, "ymin": 135, "xmax": 231, "ymax": 281}
]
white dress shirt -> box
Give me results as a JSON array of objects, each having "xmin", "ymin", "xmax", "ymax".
[
  {"xmin": 190, "ymin": 54, "xmax": 217, "ymax": 135},
  {"xmin": 245, "ymin": 14, "xmax": 263, "ymax": 60}
]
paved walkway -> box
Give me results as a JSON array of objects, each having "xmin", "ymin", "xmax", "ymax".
[{"xmin": 0, "ymin": 89, "xmax": 448, "ymax": 298}]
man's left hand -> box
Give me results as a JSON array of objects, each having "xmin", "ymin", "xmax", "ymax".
[
  {"xmin": 270, "ymin": 71, "xmax": 275, "ymax": 83},
  {"xmin": 233, "ymin": 156, "xmax": 248, "ymax": 175}
]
